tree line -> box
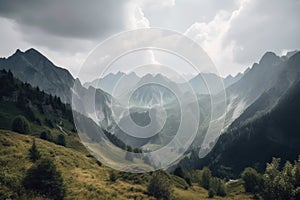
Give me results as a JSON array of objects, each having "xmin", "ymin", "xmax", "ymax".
[{"xmin": 241, "ymin": 156, "xmax": 300, "ymax": 199}]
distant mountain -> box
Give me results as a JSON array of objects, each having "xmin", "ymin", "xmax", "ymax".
[
  {"xmin": 111, "ymin": 73, "xmax": 181, "ymax": 148},
  {"xmin": 184, "ymin": 52, "xmax": 300, "ymax": 178},
  {"xmin": 0, "ymin": 48, "xmax": 113, "ymax": 129},
  {"xmin": 83, "ymin": 71, "xmax": 141, "ymax": 95},
  {"xmin": 223, "ymin": 51, "xmax": 291, "ymax": 126},
  {"xmin": 188, "ymin": 72, "xmax": 242, "ymax": 94},
  {"xmin": 0, "ymin": 68, "xmax": 75, "ymax": 136},
  {"xmin": 282, "ymin": 50, "xmax": 299, "ymax": 60},
  {"xmin": 228, "ymin": 52, "xmax": 300, "ymax": 129},
  {"xmin": 84, "ymin": 71, "xmax": 243, "ymax": 96},
  {"xmin": 0, "ymin": 49, "xmax": 74, "ymax": 103},
  {"xmin": 224, "ymin": 73, "xmax": 243, "ymax": 88},
  {"xmin": 198, "ymin": 79, "xmax": 300, "ymax": 178}
]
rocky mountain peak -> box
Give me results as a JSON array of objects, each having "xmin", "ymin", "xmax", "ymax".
[{"xmin": 259, "ymin": 51, "xmax": 280, "ymax": 65}]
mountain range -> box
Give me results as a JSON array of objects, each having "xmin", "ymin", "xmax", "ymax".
[
  {"xmin": 181, "ymin": 51, "xmax": 300, "ymax": 177},
  {"xmin": 0, "ymin": 49, "xmax": 114, "ymax": 130},
  {"xmin": 1, "ymin": 48, "xmax": 300, "ymax": 178},
  {"xmin": 83, "ymin": 70, "xmax": 243, "ymax": 95}
]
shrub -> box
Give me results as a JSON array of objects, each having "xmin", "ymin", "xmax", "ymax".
[
  {"xmin": 109, "ymin": 171, "xmax": 118, "ymax": 182},
  {"xmin": 174, "ymin": 166, "xmax": 185, "ymax": 179},
  {"xmin": 147, "ymin": 170, "xmax": 173, "ymax": 200},
  {"xmin": 11, "ymin": 115, "xmax": 30, "ymax": 134},
  {"xmin": 201, "ymin": 167, "xmax": 212, "ymax": 190},
  {"xmin": 23, "ymin": 158, "xmax": 65, "ymax": 200},
  {"xmin": 210, "ymin": 177, "xmax": 227, "ymax": 197},
  {"xmin": 208, "ymin": 189, "xmax": 215, "ymax": 198},
  {"xmin": 241, "ymin": 167, "xmax": 263, "ymax": 194},
  {"xmin": 29, "ymin": 139, "xmax": 41, "ymax": 162},
  {"xmin": 40, "ymin": 131, "xmax": 53, "ymax": 142},
  {"xmin": 45, "ymin": 118, "xmax": 54, "ymax": 128},
  {"xmin": 174, "ymin": 166, "xmax": 192, "ymax": 186},
  {"xmin": 56, "ymin": 134, "xmax": 66, "ymax": 146},
  {"xmin": 263, "ymin": 159, "xmax": 294, "ymax": 200}
]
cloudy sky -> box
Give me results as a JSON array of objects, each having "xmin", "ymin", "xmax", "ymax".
[{"xmin": 0, "ymin": 0, "xmax": 299, "ymax": 80}]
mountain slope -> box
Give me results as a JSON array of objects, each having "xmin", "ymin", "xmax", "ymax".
[
  {"xmin": 0, "ymin": 67, "xmax": 250, "ymax": 199},
  {"xmin": 197, "ymin": 76, "xmax": 300, "ymax": 178},
  {"xmin": 224, "ymin": 51, "xmax": 299, "ymax": 126},
  {"xmin": 0, "ymin": 130, "xmax": 151, "ymax": 200},
  {"xmin": 188, "ymin": 72, "xmax": 242, "ymax": 95},
  {"xmin": 83, "ymin": 72, "xmax": 141, "ymax": 95},
  {"xmin": 0, "ymin": 49, "xmax": 74, "ymax": 103},
  {"xmin": 0, "ymin": 48, "xmax": 114, "ymax": 129},
  {"xmin": 0, "ymin": 130, "xmax": 252, "ymax": 200},
  {"xmin": 228, "ymin": 51, "xmax": 300, "ymax": 129}
]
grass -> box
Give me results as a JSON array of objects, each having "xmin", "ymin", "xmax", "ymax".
[
  {"xmin": 0, "ymin": 130, "xmax": 252, "ymax": 199},
  {"xmin": 174, "ymin": 182, "xmax": 251, "ymax": 200},
  {"xmin": 0, "ymin": 130, "xmax": 148, "ymax": 199}
]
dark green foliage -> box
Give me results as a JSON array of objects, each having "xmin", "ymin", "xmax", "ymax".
[
  {"xmin": 192, "ymin": 79, "xmax": 300, "ymax": 178},
  {"xmin": 11, "ymin": 115, "xmax": 30, "ymax": 134},
  {"xmin": 294, "ymin": 156, "xmax": 300, "ymax": 188},
  {"xmin": 173, "ymin": 166, "xmax": 192, "ymax": 186},
  {"xmin": 109, "ymin": 171, "xmax": 118, "ymax": 182},
  {"xmin": 29, "ymin": 139, "xmax": 41, "ymax": 162},
  {"xmin": 45, "ymin": 118, "xmax": 54, "ymax": 128},
  {"xmin": 185, "ymin": 176, "xmax": 192, "ymax": 186},
  {"xmin": 118, "ymin": 172, "xmax": 150, "ymax": 185},
  {"xmin": 23, "ymin": 106, "xmax": 35, "ymax": 121},
  {"xmin": 241, "ymin": 156, "xmax": 300, "ymax": 200},
  {"xmin": 0, "ymin": 69, "xmax": 75, "ymax": 131},
  {"xmin": 23, "ymin": 158, "xmax": 65, "ymax": 200},
  {"xmin": 201, "ymin": 167, "xmax": 212, "ymax": 190},
  {"xmin": 295, "ymin": 187, "xmax": 300, "ymax": 200},
  {"xmin": 241, "ymin": 167, "xmax": 263, "ymax": 193},
  {"xmin": 103, "ymin": 129, "xmax": 126, "ymax": 150},
  {"xmin": 208, "ymin": 189, "xmax": 215, "ymax": 198},
  {"xmin": 96, "ymin": 160, "xmax": 102, "ymax": 166},
  {"xmin": 262, "ymin": 158, "xmax": 294, "ymax": 200},
  {"xmin": 174, "ymin": 166, "xmax": 185, "ymax": 179},
  {"xmin": 40, "ymin": 131, "xmax": 53, "ymax": 142},
  {"xmin": 147, "ymin": 170, "xmax": 173, "ymax": 200},
  {"xmin": 209, "ymin": 177, "xmax": 227, "ymax": 197},
  {"xmin": 0, "ymin": 166, "xmax": 25, "ymax": 199},
  {"xmin": 126, "ymin": 145, "xmax": 132, "ymax": 152},
  {"xmin": 35, "ymin": 118, "xmax": 42, "ymax": 125},
  {"xmin": 133, "ymin": 147, "xmax": 142, "ymax": 153},
  {"xmin": 56, "ymin": 134, "xmax": 66, "ymax": 146},
  {"xmin": 196, "ymin": 167, "xmax": 227, "ymax": 197}
]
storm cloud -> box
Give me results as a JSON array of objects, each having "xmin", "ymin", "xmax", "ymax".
[
  {"xmin": 0, "ymin": 0, "xmax": 128, "ymax": 39},
  {"xmin": 0, "ymin": 0, "xmax": 299, "ymax": 78}
]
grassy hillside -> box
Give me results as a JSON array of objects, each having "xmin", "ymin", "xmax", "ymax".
[
  {"xmin": 0, "ymin": 130, "xmax": 251, "ymax": 199},
  {"xmin": 0, "ymin": 67, "xmax": 251, "ymax": 199}
]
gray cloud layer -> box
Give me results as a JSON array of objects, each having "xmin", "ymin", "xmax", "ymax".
[
  {"xmin": 224, "ymin": 0, "xmax": 300, "ymax": 65},
  {"xmin": 0, "ymin": 0, "xmax": 128, "ymax": 39},
  {"xmin": 0, "ymin": 0, "xmax": 299, "ymax": 78},
  {"xmin": 142, "ymin": 0, "xmax": 240, "ymax": 31}
]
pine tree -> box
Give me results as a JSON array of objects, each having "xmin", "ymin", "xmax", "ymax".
[
  {"xmin": 56, "ymin": 134, "xmax": 66, "ymax": 146},
  {"xmin": 23, "ymin": 158, "xmax": 65, "ymax": 199},
  {"xmin": 201, "ymin": 167, "xmax": 212, "ymax": 190},
  {"xmin": 29, "ymin": 138, "xmax": 41, "ymax": 162},
  {"xmin": 174, "ymin": 166, "xmax": 185, "ymax": 179}
]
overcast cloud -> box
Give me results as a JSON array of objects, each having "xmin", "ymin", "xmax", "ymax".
[{"xmin": 0, "ymin": 0, "xmax": 299, "ymax": 79}]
